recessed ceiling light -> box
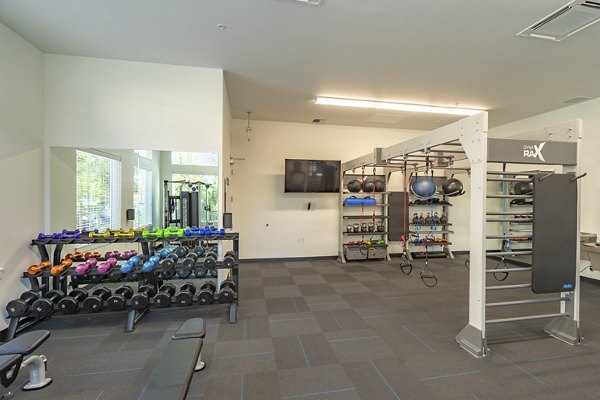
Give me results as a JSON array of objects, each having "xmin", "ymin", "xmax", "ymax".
[
  {"xmin": 518, "ymin": 1, "xmax": 600, "ymax": 41},
  {"xmin": 315, "ymin": 97, "xmax": 483, "ymax": 116},
  {"xmin": 217, "ymin": 24, "xmax": 226, "ymax": 29},
  {"xmin": 278, "ymin": 0, "xmax": 323, "ymax": 6}
]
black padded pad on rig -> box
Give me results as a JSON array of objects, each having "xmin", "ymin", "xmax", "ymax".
[
  {"xmin": 0, "ymin": 354, "xmax": 22, "ymax": 388},
  {"xmin": 532, "ymin": 173, "xmax": 577, "ymax": 294},
  {"xmin": 0, "ymin": 330, "xmax": 50, "ymax": 356},
  {"xmin": 172, "ymin": 318, "xmax": 206, "ymax": 340},
  {"xmin": 136, "ymin": 338, "xmax": 203, "ymax": 400}
]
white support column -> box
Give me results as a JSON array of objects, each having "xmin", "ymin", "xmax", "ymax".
[{"xmin": 456, "ymin": 113, "xmax": 489, "ymax": 357}]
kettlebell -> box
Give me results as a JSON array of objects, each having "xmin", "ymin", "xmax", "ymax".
[
  {"xmin": 418, "ymin": 213, "xmax": 425, "ymax": 224},
  {"xmin": 361, "ymin": 223, "xmax": 369, "ymax": 232},
  {"xmin": 346, "ymin": 225, "xmax": 353, "ymax": 233},
  {"xmin": 425, "ymin": 213, "xmax": 432, "ymax": 224},
  {"xmin": 412, "ymin": 213, "xmax": 419, "ymax": 224},
  {"xmin": 368, "ymin": 223, "xmax": 375, "ymax": 232},
  {"xmin": 377, "ymin": 222, "xmax": 385, "ymax": 232},
  {"xmin": 432, "ymin": 212, "xmax": 440, "ymax": 224},
  {"xmin": 353, "ymin": 223, "xmax": 360, "ymax": 233},
  {"xmin": 440, "ymin": 212, "xmax": 448, "ymax": 224}
]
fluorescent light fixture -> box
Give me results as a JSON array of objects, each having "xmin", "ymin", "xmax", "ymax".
[
  {"xmin": 518, "ymin": 1, "xmax": 600, "ymax": 41},
  {"xmin": 315, "ymin": 97, "xmax": 483, "ymax": 116}
]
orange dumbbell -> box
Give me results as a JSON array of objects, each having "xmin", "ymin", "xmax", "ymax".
[
  {"xmin": 50, "ymin": 259, "xmax": 73, "ymax": 276},
  {"xmin": 84, "ymin": 251, "xmax": 101, "ymax": 259},
  {"xmin": 26, "ymin": 260, "xmax": 52, "ymax": 276},
  {"xmin": 64, "ymin": 252, "xmax": 84, "ymax": 261}
]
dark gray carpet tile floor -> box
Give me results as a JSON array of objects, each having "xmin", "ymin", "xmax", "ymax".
[{"xmin": 6, "ymin": 255, "xmax": 600, "ymax": 399}]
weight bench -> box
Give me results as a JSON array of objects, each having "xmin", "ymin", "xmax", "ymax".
[
  {"xmin": 0, "ymin": 330, "xmax": 51, "ymax": 398},
  {"xmin": 137, "ymin": 318, "xmax": 206, "ymax": 400}
]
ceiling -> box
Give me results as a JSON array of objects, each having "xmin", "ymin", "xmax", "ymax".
[{"xmin": 0, "ymin": 0, "xmax": 598, "ymax": 130}]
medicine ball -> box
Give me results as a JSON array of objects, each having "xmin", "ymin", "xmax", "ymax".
[
  {"xmin": 513, "ymin": 181, "xmax": 533, "ymax": 195},
  {"xmin": 362, "ymin": 179, "xmax": 376, "ymax": 192},
  {"xmin": 411, "ymin": 177, "xmax": 437, "ymax": 199},
  {"xmin": 347, "ymin": 179, "xmax": 362, "ymax": 193},
  {"xmin": 441, "ymin": 178, "xmax": 464, "ymax": 197},
  {"xmin": 374, "ymin": 179, "xmax": 385, "ymax": 192}
]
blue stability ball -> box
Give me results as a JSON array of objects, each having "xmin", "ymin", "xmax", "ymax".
[{"xmin": 411, "ymin": 177, "xmax": 437, "ymax": 198}]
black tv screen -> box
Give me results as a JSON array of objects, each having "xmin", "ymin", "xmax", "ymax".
[{"xmin": 285, "ymin": 159, "xmax": 341, "ymax": 193}]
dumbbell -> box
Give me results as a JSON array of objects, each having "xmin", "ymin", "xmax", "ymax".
[
  {"xmin": 130, "ymin": 284, "xmax": 157, "ymax": 311},
  {"xmin": 37, "ymin": 233, "xmax": 59, "ymax": 240},
  {"xmin": 159, "ymin": 253, "xmax": 178, "ymax": 270},
  {"xmin": 192, "ymin": 246, "xmax": 205, "ymax": 257},
  {"xmin": 142, "ymin": 255, "xmax": 161, "ymax": 273},
  {"xmin": 203, "ymin": 252, "xmax": 218, "ymax": 269},
  {"xmin": 223, "ymin": 251, "xmax": 237, "ymax": 269},
  {"xmin": 194, "ymin": 266, "xmax": 208, "ymax": 278},
  {"xmin": 31, "ymin": 289, "xmax": 65, "ymax": 317},
  {"xmin": 50, "ymin": 259, "xmax": 73, "ymax": 276},
  {"xmin": 120, "ymin": 255, "xmax": 141, "ymax": 274},
  {"xmin": 106, "ymin": 285, "xmax": 134, "ymax": 311},
  {"xmin": 175, "ymin": 283, "xmax": 196, "ymax": 307},
  {"xmin": 57, "ymin": 288, "xmax": 88, "ymax": 314},
  {"xmin": 122, "ymin": 250, "xmax": 138, "ymax": 260},
  {"xmin": 89, "ymin": 230, "xmax": 110, "ymax": 238},
  {"xmin": 177, "ymin": 253, "xmax": 198, "ymax": 279},
  {"xmin": 84, "ymin": 251, "xmax": 101, "ymax": 259},
  {"xmin": 153, "ymin": 283, "xmax": 176, "ymax": 308},
  {"xmin": 75, "ymin": 258, "xmax": 97, "ymax": 275},
  {"xmin": 26, "ymin": 260, "xmax": 52, "ymax": 276},
  {"xmin": 142, "ymin": 228, "xmax": 163, "ymax": 238},
  {"xmin": 174, "ymin": 246, "xmax": 189, "ymax": 258},
  {"xmin": 164, "ymin": 227, "xmax": 185, "ymax": 238},
  {"xmin": 104, "ymin": 250, "xmax": 121, "ymax": 259},
  {"xmin": 97, "ymin": 257, "xmax": 118, "ymax": 274},
  {"xmin": 60, "ymin": 231, "xmax": 81, "ymax": 239},
  {"xmin": 197, "ymin": 282, "xmax": 216, "ymax": 305},
  {"xmin": 64, "ymin": 252, "xmax": 84, "ymax": 260},
  {"xmin": 114, "ymin": 229, "xmax": 135, "ymax": 238},
  {"xmin": 218, "ymin": 279, "xmax": 236, "ymax": 304},
  {"xmin": 62, "ymin": 229, "xmax": 80, "ymax": 235},
  {"xmin": 6, "ymin": 291, "xmax": 39, "ymax": 318},
  {"xmin": 82, "ymin": 287, "xmax": 112, "ymax": 313}
]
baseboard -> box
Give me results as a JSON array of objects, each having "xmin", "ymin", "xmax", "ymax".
[{"xmin": 240, "ymin": 255, "xmax": 338, "ymax": 263}]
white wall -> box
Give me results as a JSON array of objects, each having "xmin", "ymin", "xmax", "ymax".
[
  {"xmin": 230, "ymin": 119, "xmax": 424, "ymax": 259},
  {"xmin": 0, "ymin": 23, "xmax": 44, "ymax": 330},
  {"xmin": 43, "ymin": 55, "xmax": 226, "ymax": 229},
  {"xmin": 490, "ymin": 98, "xmax": 600, "ymax": 237}
]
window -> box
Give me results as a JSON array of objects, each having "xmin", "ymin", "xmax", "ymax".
[
  {"xmin": 134, "ymin": 150, "xmax": 153, "ymax": 160},
  {"xmin": 76, "ymin": 150, "xmax": 121, "ymax": 231},
  {"xmin": 171, "ymin": 174, "xmax": 218, "ymax": 225},
  {"xmin": 133, "ymin": 165, "xmax": 153, "ymax": 228},
  {"xmin": 171, "ymin": 151, "xmax": 218, "ymax": 166}
]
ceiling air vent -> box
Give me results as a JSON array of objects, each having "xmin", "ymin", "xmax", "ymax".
[
  {"xmin": 518, "ymin": 0, "xmax": 600, "ymax": 41},
  {"xmin": 561, "ymin": 96, "xmax": 592, "ymax": 104}
]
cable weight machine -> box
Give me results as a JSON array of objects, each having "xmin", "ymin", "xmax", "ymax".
[{"xmin": 163, "ymin": 180, "xmax": 214, "ymax": 228}]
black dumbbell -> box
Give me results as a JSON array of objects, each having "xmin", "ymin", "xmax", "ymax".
[
  {"xmin": 106, "ymin": 285, "xmax": 134, "ymax": 311},
  {"xmin": 197, "ymin": 282, "xmax": 216, "ymax": 305},
  {"xmin": 192, "ymin": 246, "xmax": 205, "ymax": 257},
  {"xmin": 181, "ymin": 253, "xmax": 198, "ymax": 269},
  {"xmin": 131, "ymin": 284, "xmax": 157, "ymax": 311},
  {"xmin": 194, "ymin": 265, "xmax": 208, "ymax": 278},
  {"xmin": 6, "ymin": 291, "xmax": 39, "ymax": 318},
  {"xmin": 82, "ymin": 287, "xmax": 112, "ymax": 313},
  {"xmin": 177, "ymin": 264, "xmax": 193, "ymax": 279},
  {"xmin": 203, "ymin": 252, "xmax": 218, "ymax": 269},
  {"xmin": 161, "ymin": 268, "xmax": 176, "ymax": 279},
  {"xmin": 219, "ymin": 280, "xmax": 236, "ymax": 304},
  {"xmin": 160, "ymin": 253, "xmax": 179, "ymax": 270},
  {"xmin": 57, "ymin": 288, "xmax": 89, "ymax": 314},
  {"xmin": 223, "ymin": 251, "xmax": 237, "ymax": 269},
  {"xmin": 31, "ymin": 289, "xmax": 65, "ymax": 317},
  {"xmin": 174, "ymin": 246, "xmax": 189, "ymax": 258},
  {"xmin": 175, "ymin": 282, "xmax": 196, "ymax": 307},
  {"xmin": 153, "ymin": 283, "xmax": 176, "ymax": 308},
  {"xmin": 210, "ymin": 268, "xmax": 218, "ymax": 278}
]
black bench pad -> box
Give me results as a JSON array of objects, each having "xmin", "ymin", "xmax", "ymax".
[
  {"xmin": 0, "ymin": 330, "xmax": 50, "ymax": 356},
  {"xmin": 172, "ymin": 318, "xmax": 206, "ymax": 340},
  {"xmin": 136, "ymin": 338, "xmax": 203, "ymax": 400},
  {"xmin": 0, "ymin": 354, "xmax": 23, "ymax": 387}
]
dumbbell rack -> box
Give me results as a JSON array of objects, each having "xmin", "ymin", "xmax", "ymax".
[{"xmin": 6, "ymin": 233, "xmax": 240, "ymax": 340}]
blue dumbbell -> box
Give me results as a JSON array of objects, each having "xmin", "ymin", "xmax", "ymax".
[
  {"xmin": 120, "ymin": 261, "xmax": 134, "ymax": 274},
  {"xmin": 142, "ymin": 261, "xmax": 156, "ymax": 273}
]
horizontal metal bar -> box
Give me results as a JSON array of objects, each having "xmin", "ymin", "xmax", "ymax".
[
  {"xmin": 486, "ymin": 313, "xmax": 568, "ymax": 324},
  {"xmin": 486, "ymin": 235, "xmax": 532, "ymax": 239},
  {"xmin": 485, "ymin": 267, "xmax": 532, "ymax": 273},
  {"xmin": 486, "ymin": 298, "xmax": 567, "ymax": 308},
  {"xmin": 487, "ymin": 170, "xmax": 553, "ymax": 176},
  {"xmin": 486, "ymin": 212, "xmax": 533, "ymax": 216},
  {"xmin": 487, "ymin": 283, "xmax": 531, "ymax": 290},
  {"xmin": 487, "ymin": 178, "xmax": 533, "ymax": 182},
  {"xmin": 486, "ymin": 195, "xmax": 533, "ymax": 198},
  {"xmin": 486, "ymin": 251, "xmax": 532, "ymax": 256}
]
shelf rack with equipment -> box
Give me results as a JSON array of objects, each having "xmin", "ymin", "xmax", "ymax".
[
  {"xmin": 6, "ymin": 231, "xmax": 239, "ymax": 340},
  {"xmin": 338, "ymin": 171, "xmax": 391, "ymax": 263}
]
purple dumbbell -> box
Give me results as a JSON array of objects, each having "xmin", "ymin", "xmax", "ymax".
[
  {"xmin": 81, "ymin": 229, "xmax": 99, "ymax": 235},
  {"xmin": 97, "ymin": 257, "xmax": 118, "ymax": 273},
  {"xmin": 62, "ymin": 229, "xmax": 81, "ymax": 235},
  {"xmin": 104, "ymin": 251, "xmax": 121, "ymax": 259},
  {"xmin": 75, "ymin": 258, "xmax": 97, "ymax": 275},
  {"xmin": 38, "ymin": 233, "xmax": 60, "ymax": 240},
  {"xmin": 60, "ymin": 232, "xmax": 81, "ymax": 239}
]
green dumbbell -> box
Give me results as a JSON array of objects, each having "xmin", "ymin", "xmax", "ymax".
[{"xmin": 142, "ymin": 228, "xmax": 164, "ymax": 238}]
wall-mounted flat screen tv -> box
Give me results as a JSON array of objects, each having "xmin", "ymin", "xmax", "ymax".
[{"xmin": 284, "ymin": 159, "xmax": 341, "ymax": 193}]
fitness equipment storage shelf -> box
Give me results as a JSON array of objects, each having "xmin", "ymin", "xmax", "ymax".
[
  {"xmin": 409, "ymin": 230, "xmax": 454, "ymax": 234},
  {"xmin": 343, "ymin": 232, "xmax": 388, "ymax": 236},
  {"xmin": 408, "ymin": 203, "xmax": 453, "ymax": 207},
  {"xmin": 342, "ymin": 215, "xmax": 389, "ymax": 219},
  {"xmin": 31, "ymin": 233, "xmax": 240, "ymax": 246}
]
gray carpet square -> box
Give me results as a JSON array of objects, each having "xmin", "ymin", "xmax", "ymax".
[
  {"xmin": 297, "ymin": 333, "xmax": 339, "ymax": 367},
  {"xmin": 266, "ymin": 297, "xmax": 310, "ymax": 314},
  {"xmin": 273, "ymin": 335, "xmax": 310, "ymax": 370},
  {"xmin": 264, "ymin": 284, "xmax": 302, "ymax": 299},
  {"xmin": 277, "ymin": 364, "xmax": 354, "ymax": 399},
  {"xmin": 289, "ymin": 267, "xmax": 318, "ymax": 275},
  {"xmin": 297, "ymin": 283, "xmax": 333, "ymax": 296},
  {"xmin": 292, "ymin": 274, "xmax": 328, "ymax": 285},
  {"xmin": 242, "ymin": 371, "xmax": 282, "ymax": 400},
  {"xmin": 269, "ymin": 313, "xmax": 322, "ymax": 337},
  {"xmin": 262, "ymin": 276, "xmax": 296, "ymax": 286}
]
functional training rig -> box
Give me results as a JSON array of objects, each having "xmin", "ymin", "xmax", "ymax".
[{"xmin": 340, "ymin": 113, "xmax": 584, "ymax": 357}]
